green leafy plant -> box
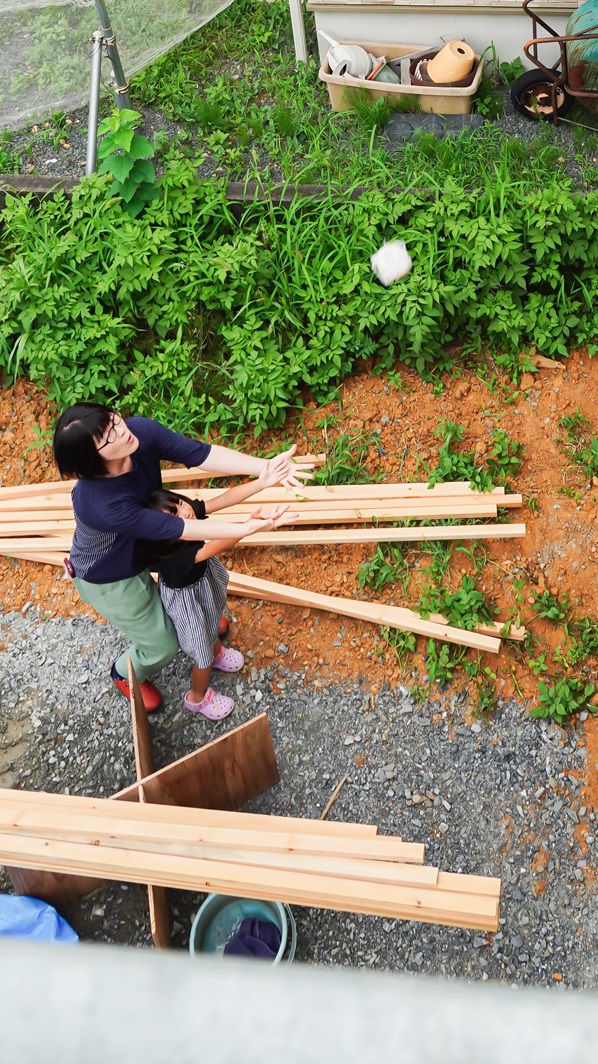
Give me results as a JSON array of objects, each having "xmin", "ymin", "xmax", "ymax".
[
  {"xmin": 313, "ymin": 429, "xmax": 384, "ymax": 486},
  {"xmin": 418, "ymin": 575, "xmax": 496, "ymax": 630},
  {"xmin": 380, "ymin": 626, "xmax": 417, "ymax": 665},
  {"xmin": 531, "ymin": 677, "xmax": 596, "ymax": 721},
  {"xmin": 358, "ymin": 542, "xmax": 411, "ymax": 595},
  {"xmin": 530, "ymin": 590, "xmax": 570, "ymax": 625},
  {"xmin": 411, "ymin": 682, "xmax": 428, "ymax": 706},
  {"xmin": 455, "ymin": 541, "xmax": 487, "ymax": 576},
  {"xmin": 558, "ymin": 409, "xmax": 598, "ymax": 480},
  {"xmin": 499, "ymin": 57, "xmax": 526, "ymax": 87},
  {"xmin": 428, "ymin": 422, "xmax": 494, "ymax": 492},
  {"xmin": 425, "ymin": 640, "xmax": 466, "ymax": 687},
  {"xmin": 97, "ymin": 108, "xmax": 158, "ymax": 217},
  {"xmin": 487, "ymin": 428, "xmax": 525, "ymax": 483},
  {"xmin": 475, "ymin": 683, "xmax": 498, "ymax": 716},
  {"xmin": 527, "ymin": 651, "xmax": 548, "ymax": 675}
]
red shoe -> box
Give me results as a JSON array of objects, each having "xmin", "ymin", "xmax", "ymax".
[
  {"xmin": 110, "ymin": 664, "xmax": 163, "ymax": 713},
  {"xmin": 218, "ymin": 615, "xmax": 230, "ymax": 640}
]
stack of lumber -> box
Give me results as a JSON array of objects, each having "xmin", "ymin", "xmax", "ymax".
[
  {"xmin": 0, "ymin": 471, "xmax": 526, "ymax": 652},
  {"xmin": 0, "ymin": 789, "xmax": 501, "ymax": 931}
]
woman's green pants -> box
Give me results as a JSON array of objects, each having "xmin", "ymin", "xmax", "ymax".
[{"xmin": 74, "ymin": 570, "xmax": 179, "ymax": 681}]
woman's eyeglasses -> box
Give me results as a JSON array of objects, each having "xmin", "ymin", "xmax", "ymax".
[{"xmin": 96, "ymin": 414, "xmax": 120, "ymax": 452}]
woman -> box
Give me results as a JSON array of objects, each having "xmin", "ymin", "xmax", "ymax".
[{"xmin": 53, "ymin": 403, "xmax": 310, "ymax": 711}]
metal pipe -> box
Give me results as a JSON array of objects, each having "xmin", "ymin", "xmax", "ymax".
[
  {"xmin": 86, "ymin": 30, "xmax": 104, "ymax": 176},
  {"xmin": 2, "ymin": 938, "xmax": 598, "ymax": 1064},
  {"xmin": 94, "ymin": 0, "xmax": 132, "ymax": 110}
]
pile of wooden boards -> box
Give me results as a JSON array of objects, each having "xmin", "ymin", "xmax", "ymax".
[
  {"xmin": 0, "ymin": 466, "xmax": 526, "ymax": 651},
  {"xmin": 0, "ymin": 788, "xmax": 501, "ymax": 931}
]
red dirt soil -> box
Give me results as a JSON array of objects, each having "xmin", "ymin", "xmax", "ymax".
[{"xmin": 1, "ymin": 354, "xmax": 597, "ymax": 805}]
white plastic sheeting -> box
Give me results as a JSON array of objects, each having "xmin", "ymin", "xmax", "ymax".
[{"xmin": 0, "ymin": 0, "xmax": 235, "ymax": 128}]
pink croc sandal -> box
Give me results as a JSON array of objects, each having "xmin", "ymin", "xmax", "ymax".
[
  {"xmin": 213, "ymin": 647, "xmax": 245, "ymax": 673},
  {"xmin": 184, "ymin": 687, "xmax": 234, "ymax": 720}
]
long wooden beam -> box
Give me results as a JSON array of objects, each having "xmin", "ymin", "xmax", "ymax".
[
  {"xmin": 0, "ymin": 523, "xmax": 527, "ymax": 557},
  {"xmin": 0, "ymin": 456, "xmax": 324, "ymax": 501},
  {"xmin": 0, "ymin": 789, "xmax": 382, "ymax": 841},
  {"xmin": 0, "ymin": 501, "xmax": 505, "ymax": 537},
  {"xmin": 0, "ymin": 804, "xmax": 421, "ymax": 865},
  {"xmin": 226, "ymin": 572, "xmax": 499, "ymax": 652},
  {"xmin": 0, "ymin": 833, "xmax": 499, "ymax": 930},
  {"xmin": 226, "ymin": 570, "xmax": 525, "ymax": 643},
  {"xmin": 0, "ymin": 487, "xmax": 517, "ymax": 514}
]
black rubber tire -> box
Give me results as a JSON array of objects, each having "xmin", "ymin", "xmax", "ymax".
[{"xmin": 511, "ymin": 70, "xmax": 575, "ymax": 121}]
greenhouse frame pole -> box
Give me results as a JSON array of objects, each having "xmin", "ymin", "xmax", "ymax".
[
  {"xmin": 94, "ymin": 0, "xmax": 132, "ymax": 110},
  {"xmin": 289, "ymin": 0, "xmax": 308, "ymax": 64},
  {"xmin": 86, "ymin": 0, "xmax": 132, "ymax": 174}
]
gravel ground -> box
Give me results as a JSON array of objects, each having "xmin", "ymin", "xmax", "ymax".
[
  {"xmin": 3, "ymin": 82, "xmax": 598, "ymax": 188},
  {"xmin": 1, "ymin": 606, "xmax": 597, "ymax": 987}
]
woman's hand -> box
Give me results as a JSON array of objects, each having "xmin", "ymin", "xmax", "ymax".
[
  {"xmin": 241, "ymin": 505, "xmax": 299, "ymax": 537},
  {"xmin": 262, "ymin": 444, "xmax": 314, "ymax": 490}
]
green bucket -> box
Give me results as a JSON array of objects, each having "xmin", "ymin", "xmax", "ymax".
[{"xmin": 189, "ymin": 894, "xmax": 297, "ymax": 966}]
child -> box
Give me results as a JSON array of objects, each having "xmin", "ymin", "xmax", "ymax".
[{"xmin": 139, "ymin": 455, "xmax": 296, "ymax": 721}]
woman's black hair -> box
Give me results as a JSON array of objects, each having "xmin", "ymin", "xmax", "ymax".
[
  {"xmin": 53, "ymin": 403, "xmax": 115, "ymax": 479},
  {"xmin": 134, "ymin": 489, "xmax": 193, "ymax": 567}
]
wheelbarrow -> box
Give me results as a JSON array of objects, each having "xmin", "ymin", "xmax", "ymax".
[{"xmin": 511, "ymin": 0, "xmax": 598, "ymax": 123}]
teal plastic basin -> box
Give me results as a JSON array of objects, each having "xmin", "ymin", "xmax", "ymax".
[{"xmin": 189, "ymin": 894, "xmax": 297, "ymax": 965}]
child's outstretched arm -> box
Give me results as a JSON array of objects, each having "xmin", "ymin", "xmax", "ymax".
[
  {"xmin": 203, "ymin": 449, "xmax": 299, "ymax": 516},
  {"xmin": 191, "ymin": 506, "xmax": 298, "ymax": 563}
]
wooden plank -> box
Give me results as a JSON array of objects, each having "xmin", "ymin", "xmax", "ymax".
[
  {"xmin": 227, "ymin": 570, "xmax": 525, "ymax": 643},
  {"xmin": 0, "ymin": 459, "xmax": 325, "ymax": 502},
  {"xmin": 0, "ymin": 817, "xmax": 436, "ymax": 886},
  {"xmin": 139, "ymin": 786, "xmax": 171, "ymax": 949},
  {"xmin": 0, "ymin": 805, "xmax": 423, "ymax": 865},
  {"xmin": 0, "ymin": 499, "xmax": 503, "ymax": 534},
  {"xmin": 127, "ymin": 661, "xmax": 154, "ymax": 783},
  {"xmin": 436, "ymin": 870, "xmax": 502, "ymax": 898},
  {"xmin": 0, "ymin": 786, "xmax": 381, "ymax": 840},
  {"xmin": 0, "ymin": 523, "xmax": 527, "ymax": 556},
  {"xmin": 226, "ymin": 571, "xmax": 500, "ymax": 653},
  {"xmin": 0, "ymin": 834, "xmax": 499, "ymax": 930},
  {"xmin": 0, "ymin": 482, "xmax": 510, "ymax": 512},
  {"xmin": 2, "ymin": 550, "xmax": 65, "ymax": 566},
  {"xmin": 160, "ymin": 455, "xmax": 326, "ymax": 484}
]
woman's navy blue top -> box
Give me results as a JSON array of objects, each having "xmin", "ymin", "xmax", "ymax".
[{"xmin": 69, "ymin": 417, "xmax": 211, "ymax": 584}]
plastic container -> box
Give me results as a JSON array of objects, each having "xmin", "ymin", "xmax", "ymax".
[
  {"xmin": 189, "ymin": 894, "xmax": 297, "ymax": 966},
  {"xmin": 319, "ymin": 40, "xmax": 484, "ymax": 115}
]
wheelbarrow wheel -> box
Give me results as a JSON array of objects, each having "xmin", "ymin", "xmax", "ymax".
[{"xmin": 511, "ymin": 70, "xmax": 574, "ymax": 121}]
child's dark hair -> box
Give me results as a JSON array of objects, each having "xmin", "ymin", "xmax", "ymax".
[
  {"xmin": 135, "ymin": 490, "xmax": 193, "ymax": 568},
  {"xmin": 146, "ymin": 488, "xmax": 188, "ymax": 517}
]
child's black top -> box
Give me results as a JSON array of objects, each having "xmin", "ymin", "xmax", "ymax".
[{"xmin": 154, "ymin": 499, "xmax": 210, "ymax": 590}]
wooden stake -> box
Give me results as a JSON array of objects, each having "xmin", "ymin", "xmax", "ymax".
[{"xmin": 320, "ymin": 774, "xmax": 350, "ymax": 820}]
